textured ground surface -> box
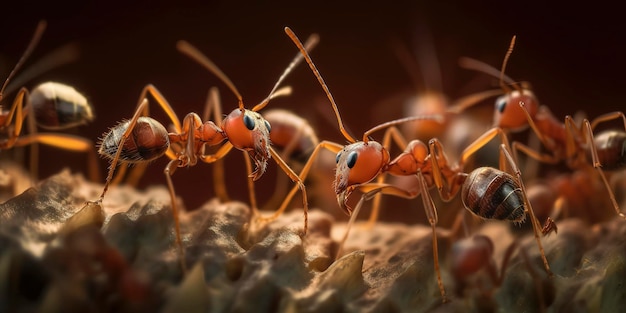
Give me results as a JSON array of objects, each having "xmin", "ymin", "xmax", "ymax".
[{"xmin": 1, "ymin": 169, "xmax": 625, "ymax": 313}]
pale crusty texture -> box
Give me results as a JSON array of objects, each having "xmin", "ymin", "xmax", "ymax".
[{"xmin": 0, "ymin": 170, "xmax": 625, "ymax": 312}]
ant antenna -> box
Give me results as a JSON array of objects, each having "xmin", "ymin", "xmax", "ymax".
[
  {"xmin": 177, "ymin": 40, "xmax": 245, "ymax": 110},
  {"xmin": 363, "ymin": 115, "xmax": 444, "ymax": 140},
  {"xmin": 284, "ymin": 27, "xmax": 357, "ymax": 143},
  {"xmin": 0, "ymin": 20, "xmax": 47, "ymax": 100},
  {"xmin": 499, "ymin": 35, "xmax": 517, "ymax": 93},
  {"xmin": 254, "ymin": 33, "xmax": 320, "ymax": 112}
]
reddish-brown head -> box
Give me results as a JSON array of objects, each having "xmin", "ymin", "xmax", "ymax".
[
  {"xmin": 222, "ymin": 108, "xmax": 272, "ymax": 180},
  {"xmin": 333, "ymin": 141, "xmax": 389, "ymax": 195},
  {"xmin": 493, "ymin": 86, "xmax": 539, "ymax": 132}
]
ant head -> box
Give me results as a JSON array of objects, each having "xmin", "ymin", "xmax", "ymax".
[
  {"xmin": 222, "ymin": 108, "xmax": 272, "ymax": 180},
  {"xmin": 450, "ymin": 235, "xmax": 494, "ymax": 282},
  {"xmin": 333, "ymin": 141, "xmax": 389, "ymax": 195},
  {"xmin": 493, "ymin": 85, "xmax": 539, "ymax": 131}
]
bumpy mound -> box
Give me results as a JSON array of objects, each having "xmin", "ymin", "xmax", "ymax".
[{"xmin": 1, "ymin": 170, "xmax": 625, "ymax": 312}]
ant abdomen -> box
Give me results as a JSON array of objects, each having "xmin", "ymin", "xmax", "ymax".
[
  {"xmin": 462, "ymin": 167, "xmax": 526, "ymax": 222},
  {"xmin": 99, "ymin": 116, "xmax": 169, "ymax": 163},
  {"xmin": 30, "ymin": 82, "xmax": 94, "ymax": 130},
  {"xmin": 593, "ymin": 130, "xmax": 626, "ymax": 171}
]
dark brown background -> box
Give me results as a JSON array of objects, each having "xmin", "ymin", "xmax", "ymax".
[{"xmin": 2, "ymin": 1, "xmax": 625, "ymax": 219}]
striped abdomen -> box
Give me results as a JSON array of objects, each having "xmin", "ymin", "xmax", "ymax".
[{"xmin": 461, "ymin": 167, "xmax": 526, "ymax": 222}]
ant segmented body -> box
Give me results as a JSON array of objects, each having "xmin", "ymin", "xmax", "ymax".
[
  {"xmin": 278, "ymin": 27, "xmax": 553, "ymax": 303},
  {"xmin": 0, "ymin": 20, "xmax": 99, "ymax": 182},
  {"xmin": 93, "ymin": 33, "xmax": 319, "ymax": 271},
  {"xmin": 459, "ymin": 36, "xmax": 626, "ymax": 222}
]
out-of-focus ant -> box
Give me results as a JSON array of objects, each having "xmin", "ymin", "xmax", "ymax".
[
  {"xmin": 459, "ymin": 36, "xmax": 626, "ymax": 222},
  {"xmin": 280, "ymin": 27, "xmax": 552, "ymax": 303},
  {"xmin": 259, "ymin": 109, "xmax": 319, "ymax": 211},
  {"xmin": 381, "ymin": 26, "xmax": 502, "ymax": 143},
  {"xmin": 451, "ymin": 234, "xmax": 553, "ymax": 312},
  {"xmin": 0, "ymin": 20, "xmax": 99, "ymax": 183},
  {"xmin": 369, "ymin": 31, "xmax": 510, "ymax": 229},
  {"xmin": 92, "ymin": 33, "xmax": 319, "ymax": 271}
]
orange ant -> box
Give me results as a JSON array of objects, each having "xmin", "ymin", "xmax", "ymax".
[
  {"xmin": 279, "ymin": 27, "xmax": 552, "ymax": 303},
  {"xmin": 451, "ymin": 233, "xmax": 553, "ymax": 312},
  {"xmin": 368, "ymin": 34, "xmax": 510, "ymax": 228},
  {"xmin": 0, "ymin": 20, "xmax": 99, "ymax": 183},
  {"xmin": 93, "ymin": 33, "xmax": 319, "ymax": 271},
  {"xmin": 459, "ymin": 36, "xmax": 626, "ymax": 222}
]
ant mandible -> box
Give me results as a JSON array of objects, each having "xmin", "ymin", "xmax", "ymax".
[
  {"xmin": 459, "ymin": 36, "xmax": 626, "ymax": 221},
  {"xmin": 94, "ymin": 33, "xmax": 319, "ymax": 271},
  {"xmin": 0, "ymin": 20, "xmax": 99, "ymax": 183}
]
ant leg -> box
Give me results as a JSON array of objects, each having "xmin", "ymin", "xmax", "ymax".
[
  {"xmin": 512, "ymin": 141, "xmax": 560, "ymax": 165},
  {"xmin": 415, "ymin": 170, "xmax": 447, "ymax": 302},
  {"xmin": 13, "ymin": 133, "xmax": 101, "ymax": 182},
  {"xmin": 261, "ymin": 121, "xmax": 308, "ymax": 212},
  {"xmin": 458, "ymin": 127, "xmax": 511, "ymax": 171},
  {"xmin": 582, "ymin": 119, "xmax": 626, "ymax": 219},
  {"xmin": 98, "ymin": 99, "xmax": 150, "ymax": 201},
  {"xmin": 337, "ymin": 183, "xmax": 419, "ymax": 258},
  {"xmin": 200, "ymin": 141, "xmax": 234, "ymax": 164},
  {"xmin": 499, "ymin": 143, "xmax": 553, "ymax": 277},
  {"xmin": 202, "ymin": 87, "xmax": 230, "ymax": 202},
  {"xmin": 2, "ymin": 88, "xmax": 30, "ymax": 148},
  {"xmin": 341, "ymin": 179, "xmax": 448, "ymax": 302},
  {"xmin": 368, "ymin": 126, "xmax": 409, "ymax": 227},
  {"xmin": 429, "ymin": 138, "xmax": 467, "ymax": 201},
  {"xmin": 164, "ymin": 158, "xmax": 187, "ymax": 273},
  {"xmin": 518, "ymin": 103, "xmax": 558, "ymax": 152},
  {"xmin": 135, "ymin": 84, "xmax": 182, "ymax": 132},
  {"xmin": 268, "ymin": 147, "xmax": 308, "ymax": 235},
  {"xmin": 113, "ymin": 84, "xmax": 183, "ymax": 186},
  {"xmin": 258, "ymin": 141, "xmax": 343, "ymax": 230},
  {"xmin": 589, "ymin": 111, "xmax": 626, "ymax": 131}
]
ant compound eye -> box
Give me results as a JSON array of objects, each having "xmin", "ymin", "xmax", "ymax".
[
  {"xmin": 495, "ymin": 97, "xmax": 507, "ymax": 113},
  {"xmin": 243, "ymin": 114, "xmax": 255, "ymax": 130},
  {"xmin": 336, "ymin": 152, "xmax": 342, "ymax": 164},
  {"xmin": 346, "ymin": 151, "xmax": 358, "ymax": 168},
  {"xmin": 265, "ymin": 120, "xmax": 271, "ymax": 133}
]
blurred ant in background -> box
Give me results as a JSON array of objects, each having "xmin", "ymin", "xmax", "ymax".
[
  {"xmin": 451, "ymin": 233, "xmax": 554, "ymax": 312},
  {"xmin": 367, "ymin": 28, "xmax": 513, "ymax": 229},
  {"xmin": 0, "ymin": 20, "xmax": 99, "ymax": 190},
  {"xmin": 93, "ymin": 33, "xmax": 319, "ymax": 271},
  {"xmin": 459, "ymin": 36, "xmax": 626, "ymax": 225},
  {"xmin": 260, "ymin": 108, "xmax": 320, "ymax": 211}
]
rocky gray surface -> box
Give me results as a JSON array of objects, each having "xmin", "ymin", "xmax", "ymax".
[{"xmin": 1, "ymin": 170, "xmax": 625, "ymax": 313}]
